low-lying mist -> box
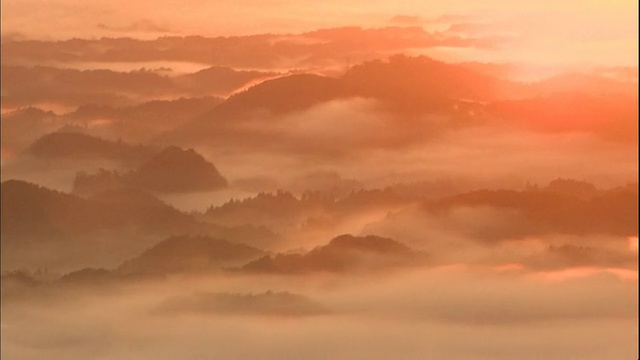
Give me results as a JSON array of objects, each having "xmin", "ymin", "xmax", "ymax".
[
  {"xmin": 2, "ymin": 36, "xmax": 637, "ymax": 360},
  {"xmin": 2, "ymin": 265, "xmax": 637, "ymax": 360}
]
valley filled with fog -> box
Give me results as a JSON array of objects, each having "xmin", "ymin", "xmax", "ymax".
[{"xmin": 1, "ymin": 20, "xmax": 638, "ymax": 360}]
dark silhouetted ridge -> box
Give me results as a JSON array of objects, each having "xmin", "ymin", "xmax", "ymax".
[
  {"xmin": 28, "ymin": 132, "xmax": 156, "ymax": 165},
  {"xmin": 73, "ymin": 146, "xmax": 228, "ymax": 195},
  {"xmin": 208, "ymin": 73, "xmax": 344, "ymax": 116},
  {"xmin": 342, "ymin": 55, "xmax": 520, "ymax": 110},
  {"xmin": 242, "ymin": 234, "xmax": 425, "ymax": 273},
  {"xmin": 59, "ymin": 268, "xmax": 114, "ymax": 283},
  {"xmin": 1, "ymin": 180, "xmax": 210, "ymax": 240},
  {"xmin": 325, "ymin": 234, "xmax": 412, "ymax": 253},
  {"xmin": 118, "ymin": 235, "xmax": 264, "ymax": 275},
  {"xmin": 427, "ymin": 182, "xmax": 638, "ymax": 238},
  {"xmin": 129, "ymin": 146, "xmax": 227, "ymax": 192}
]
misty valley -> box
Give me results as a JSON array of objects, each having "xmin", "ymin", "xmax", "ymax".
[{"xmin": 1, "ymin": 26, "xmax": 638, "ymax": 360}]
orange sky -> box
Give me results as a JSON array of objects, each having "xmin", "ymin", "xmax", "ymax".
[{"xmin": 1, "ymin": 0, "xmax": 638, "ymax": 67}]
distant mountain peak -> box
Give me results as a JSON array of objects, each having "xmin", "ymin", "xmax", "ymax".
[
  {"xmin": 117, "ymin": 235, "xmax": 265, "ymax": 275},
  {"xmin": 242, "ymin": 234, "xmax": 425, "ymax": 274},
  {"xmin": 325, "ymin": 234, "xmax": 411, "ymax": 253}
]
